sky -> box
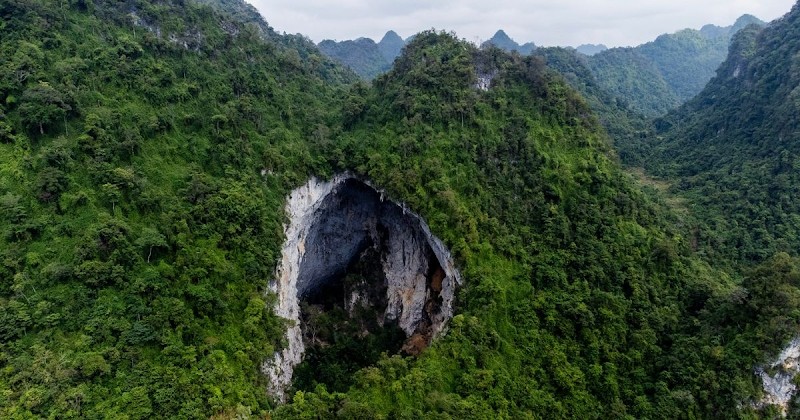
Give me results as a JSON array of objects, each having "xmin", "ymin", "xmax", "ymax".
[{"xmin": 248, "ymin": 0, "xmax": 796, "ymax": 47}]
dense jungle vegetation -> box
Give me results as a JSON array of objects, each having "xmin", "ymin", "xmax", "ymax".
[
  {"xmin": 321, "ymin": 15, "xmax": 763, "ymax": 118},
  {"xmin": 1, "ymin": 0, "xmax": 800, "ymax": 418},
  {"xmin": 317, "ymin": 31, "xmax": 407, "ymax": 81},
  {"xmin": 317, "ymin": 38, "xmax": 390, "ymax": 80},
  {"xmin": 0, "ymin": 0, "xmax": 352, "ymax": 417},
  {"xmin": 532, "ymin": 46, "xmax": 651, "ymax": 167},
  {"xmin": 635, "ymin": 4, "xmax": 800, "ymax": 267},
  {"xmin": 586, "ymin": 14, "xmax": 764, "ymax": 117}
]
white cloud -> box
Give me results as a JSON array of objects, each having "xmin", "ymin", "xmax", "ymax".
[{"xmin": 249, "ymin": 0, "xmax": 796, "ymax": 47}]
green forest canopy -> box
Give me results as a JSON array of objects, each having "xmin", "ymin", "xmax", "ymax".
[{"xmin": 0, "ymin": 0, "xmax": 798, "ymax": 418}]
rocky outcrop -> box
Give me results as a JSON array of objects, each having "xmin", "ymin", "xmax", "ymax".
[
  {"xmin": 263, "ymin": 174, "xmax": 460, "ymax": 401},
  {"xmin": 476, "ymin": 71, "xmax": 495, "ymax": 91},
  {"xmin": 756, "ymin": 338, "xmax": 800, "ymax": 416}
]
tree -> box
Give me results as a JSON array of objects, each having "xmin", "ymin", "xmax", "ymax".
[
  {"xmin": 100, "ymin": 183, "xmax": 121, "ymax": 212},
  {"xmin": 18, "ymin": 81, "xmax": 71, "ymax": 135},
  {"xmin": 35, "ymin": 167, "xmax": 68, "ymax": 203},
  {"xmin": 0, "ymin": 193, "xmax": 26, "ymax": 224},
  {"xmin": 135, "ymin": 227, "xmax": 167, "ymax": 263},
  {"xmin": 0, "ymin": 120, "xmax": 14, "ymax": 143}
]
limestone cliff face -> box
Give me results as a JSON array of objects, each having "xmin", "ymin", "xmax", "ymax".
[
  {"xmin": 263, "ymin": 174, "xmax": 460, "ymax": 400},
  {"xmin": 756, "ymin": 338, "xmax": 800, "ymax": 416}
]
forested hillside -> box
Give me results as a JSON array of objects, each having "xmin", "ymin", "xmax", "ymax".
[
  {"xmin": 533, "ymin": 47, "xmax": 650, "ymax": 166},
  {"xmin": 0, "ymin": 0, "xmax": 352, "ymax": 417},
  {"xmin": 587, "ymin": 15, "xmax": 764, "ymax": 116},
  {"xmin": 1, "ymin": 0, "xmax": 799, "ymax": 418},
  {"xmin": 275, "ymin": 36, "xmax": 800, "ymax": 418},
  {"xmin": 317, "ymin": 31, "xmax": 407, "ymax": 80},
  {"xmin": 318, "ymin": 38, "xmax": 390, "ymax": 80},
  {"xmin": 638, "ymin": 4, "xmax": 800, "ymax": 265}
]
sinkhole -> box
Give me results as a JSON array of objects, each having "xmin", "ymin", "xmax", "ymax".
[{"xmin": 264, "ymin": 174, "xmax": 460, "ymax": 400}]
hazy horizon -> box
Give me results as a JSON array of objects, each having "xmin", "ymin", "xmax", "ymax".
[{"xmin": 249, "ymin": 0, "xmax": 795, "ymax": 48}]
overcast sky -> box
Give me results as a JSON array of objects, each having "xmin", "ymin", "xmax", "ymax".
[{"xmin": 248, "ymin": 0, "xmax": 796, "ymax": 47}]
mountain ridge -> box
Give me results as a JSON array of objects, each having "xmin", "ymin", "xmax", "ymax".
[
  {"xmin": 318, "ymin": 37, "xmax": 390, "ymax": 79},
  {"xmin": 317, "ymin": 30, "xmax": 408, "ymax": 80},
  {"xmin": 586, "ymin": 13, "xmax": 765, "ymax": 116},
  {"xmin": 481, "ymin": 29, "xmax": 536, "ymax": 54},
  {"xmin": 635, "ymin": 3, "xmax": 800, "ymax": 263},
  {"xmin": 378, "ymin": 30, "xmax": 405, "ymax": 62}
]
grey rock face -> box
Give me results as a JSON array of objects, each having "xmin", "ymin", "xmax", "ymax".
[
  {"xmin": 263, "ymin": 175, "xmax": 460, "ymax": 401},
  {"xmin": 756, "ymin": 337, "xmax": 800, "ymax": 416}
]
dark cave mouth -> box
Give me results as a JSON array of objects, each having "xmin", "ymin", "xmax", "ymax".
[
  {"xmin": 266, "ymin": 174, "xmax": 460, "ymax": 399},
  {"xmin": 289, "ymin": 178, "xmax": 449, "ymax": 392},
  {"xmin": 292, "ymin": 245, "xmax": 406, "ymax": 393}
]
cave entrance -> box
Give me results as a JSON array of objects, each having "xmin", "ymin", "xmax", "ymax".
[
  {"xmin": 292, "ymin": 243, "xmax": 407, "ymax": 392},
  {"xmin": 266, "ymin": 175, "xmax": 460, "ymax": 400}
]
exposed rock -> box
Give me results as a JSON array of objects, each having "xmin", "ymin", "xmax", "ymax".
[
  {"xmin": 755, "ymin": 337, "xmax": 800, "ymax": 416},
  {"xmin": 128, "ymin": 8, "xmax": 204, "ymax": 51},
  {"xmin": 476, "ymin": 72, "xmax": 495, "ymax": 91},
  {"xmin": 263, "ymin": 174, "xmax": 460, "ymax": 401}
]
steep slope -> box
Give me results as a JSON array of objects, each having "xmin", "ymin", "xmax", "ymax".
[
  {"xmin": 194, "ymin": 0, "xmax": 358, "ymax": 82},
  {"xmin": 588, "ymin": 15, "xmax": 765, "ymax": 117},
  {"xmin": 275, "ymin": 31, "xmax": 800, "ymax": 418},
  {"xmin": 638, "ymin": 29, "xmax": 729, "ymax": 101},
  {"xmin": 533, "ymin": 47, "xmax": 650, "ymax": 165},
  {"xmin": 729, "ymin": 13, "xmax": 768, "ymax": 34},
  {"xmin": 481, "ymin": 29, "xmax": 536, "ymax": 54},
  {"xmin": 317, "ymin": 31, "xmax": 407, "ymax": 80},
  {"xmin": 3, "ymin": 1, "xmax": 800, "ymax": 418},
  {"xmin": 0, "ymin": 0, "xmax": 353, "ymax": 417},
  {"xmin": 318, "ymin": 38, "xmax": 390, "ymax": 80},
  {"xmin": 377, "ymin": 30, "xmax": 406, "ymax": 63},
  {"xmin": 642, "ymin": 4, "xmax": 800, "ymax": 263},
  {"xmin": 588, "ymin": 47, "xmax": 680, "ymax": 117}
]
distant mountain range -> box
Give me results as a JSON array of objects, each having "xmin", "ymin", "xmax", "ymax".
[
  {"xmin": 316, "ymin": 31, "xmax": 411, "ymax": 79},
  {"xmin": 586, "ymin": 14, "xmax": 765, "ymax": 116},
  {"xmin": 319, "ymin": 14, "xmax": 761, "ymax": 96},
  {"xmin": 377, "ymin": 30, "xmax": 405, "ymax": 62},
  {"xmin": 317, "ymin": 29, "xmax": 539, "ymax": 80},
  {"xmin": 531, "ymin": 14, "xmax": 766, "ymax": 169},
  {"xmin": 638, "ymin": 7, "xmax": 800, "ymax": 262},
  {"xmin": 575, "ymin": 43, "xmax": 608, "ymax": 56},
  {"xmin": 480, "ymin": 30, "xmax": 536, "ymax": 54},
  {"xmin": 317, "ymin": 38, "xmax": 389, "ymax": 80}
]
